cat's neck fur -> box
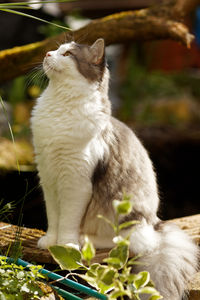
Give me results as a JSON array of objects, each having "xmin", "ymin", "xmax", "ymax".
[{"xmin": 44, "ymin": 66, "xmax": 110, "ymax": 109}]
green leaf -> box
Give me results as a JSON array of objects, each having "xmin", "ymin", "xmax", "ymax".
[
  {"xmin": 148, "ymin": 295, "xmax": 163, "ymax": 300},
  {"xmin": 139, "ymin": 286, "xmax": 160, "ymax": 294},
  {"xmin": 49, "ymin": 245, "xmax": 83, "ymax": 271},
  {"xmin": 113, "ymin": 200, "xmax": 132, "ymax": 215},
  {"xmin": 82, "ymin": 236, "xmax": 96, "ymax": 263},
  {"xmin": 108, "ymin": 243, "xmax": 129, "ymax": 269},
  {"xmin": 113, "ymin": 235, "xmax": 130, "ymax": 246},
  {"xmin": 79, "ymin": 274, "xmax": 98, "ymax": 289},
  {"xmin": 88, "ymin": 263, "xmax": 100, "ymax": 275},
  {"xmin": 85, "ymin": 263, "xmax": 100, "ymax": 280},
  {"xmin": 103, "ymin": 257, "xmax": 122, "ymax": 266},
  {"xmin": 81, "ymin": 266, "xmax": 116, "ymax": 294},
  {"xmin": 133, "ymin": 271, "xmax": 150, "ymax": 290},
  {"xmin": 97, "ymin": 266, "xmax": 116, "ymax": 286},
  {"xmin": 119, "ymin": 220, "xmax": 139, "ymax": 231},
  {"xmin": 97, "ymin": 280, "xmax": 114, "ymax": 294},
  {"xmin": 127, "ymin": 254, "xmax": 143, "ymax": 266},
  {"xmin": 109, "ymin": 288, "xmax": 131, "ymax": 300}
]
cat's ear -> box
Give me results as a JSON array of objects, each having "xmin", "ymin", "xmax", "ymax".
[{"xmin": 90, "ymin": 38, "xmax": 105, "ymax": 65}]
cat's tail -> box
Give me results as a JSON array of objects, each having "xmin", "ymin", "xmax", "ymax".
[{"xmin": 129, "ymin": 219, "xmax": 199, "ymax": 300}]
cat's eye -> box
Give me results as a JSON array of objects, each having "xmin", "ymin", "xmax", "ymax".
[{"xmin": 63, "ymin": 51, "xmax": 72, "ymax": 57}]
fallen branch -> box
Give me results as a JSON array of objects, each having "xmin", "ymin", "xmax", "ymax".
[{"xmin": 0, "ymin": 0, "xmax": 198, "ymax": 83}]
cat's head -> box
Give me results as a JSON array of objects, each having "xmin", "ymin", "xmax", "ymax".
[{"xmin": 43, "ymin": 38, "xmax": 106, "ymax": 84}]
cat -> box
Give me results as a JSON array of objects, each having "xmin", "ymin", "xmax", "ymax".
[{"xmin": 31, "ymin": 38, "xmax": 199, "ymax": 300}]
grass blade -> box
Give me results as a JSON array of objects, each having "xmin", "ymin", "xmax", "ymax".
[
  {"xmin": 0, "ymin": 8, "xmax": 72, "ymax": 31},
  {"xmin": 0, "ymin": 96, "xmax": 20, "ymax": 173},
  {"xmin": 0, "ymin": 0, "xmax": 77, "ymax": 6},
  {"xmin": 0, "ymin": 6, "xmax": 32, "ymax": 9}
]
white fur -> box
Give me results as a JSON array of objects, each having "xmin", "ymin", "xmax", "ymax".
[
  {"xmin": 129, "ymin": 220, "xmax": 161, "ymax": 254},
  {"xmin": 31, "ymin": 42, "xmax": 110, "ymax": 247},
  {"xmin": 131, "ymin": 223, "xmax": 199, "ymax": 300}
]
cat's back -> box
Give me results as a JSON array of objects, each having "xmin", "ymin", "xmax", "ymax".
[
  {"xmin": 110, "ymin": 116, "xmax": 158, "ymax": 191},
  {"xmin": 91, "ymin": 116, "xmax": 159, "ymax": 214},
  {"xmin": 110, "ymin": 117, "xmax": 149, "ymax": 165}
]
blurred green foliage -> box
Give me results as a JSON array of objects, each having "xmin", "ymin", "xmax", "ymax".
[
  {"xmin": 120, "ymin": 46, "xmax": 200, "ymax": 124},
  {"xmin": 7, "ymin": 77, "xmax": 26, "ymax": 104}
]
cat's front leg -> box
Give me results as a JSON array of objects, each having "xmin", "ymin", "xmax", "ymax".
[
  {"xmin": 57, "ymin": 178, "xmax": 92, "ymax": 249},
  {"xmin": 38, "ymin": 183, "xmax": 58, "ymax": 249},
  {"xmin": 38, "ymin": 233, "xmax": 57, "ymax": 249}
]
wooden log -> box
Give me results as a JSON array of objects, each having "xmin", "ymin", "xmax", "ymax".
[
  {"xmin": 0, "ymin": 214, "xmax": 199, "ymax": 264},
  {"xmin": 0, "ymin": 0, "xmax": 197, "ymax": 83},
  {"xmin": 187, "ymin": 272, "xmax": 200, "ymax": 300},
  {"xmin": 0, "ymin": 214, "xmax": 200, "ymax": 298}
]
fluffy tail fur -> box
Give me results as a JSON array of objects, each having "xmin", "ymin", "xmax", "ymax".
[{"xmin": 129, "ymin": 220, "xmax": 199, "ymax": 300}]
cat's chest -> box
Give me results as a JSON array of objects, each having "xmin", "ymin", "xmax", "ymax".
[
  {"xmin": 32, "ymin": 101, "xmax": 107, "ymax": 174},
  {"xmin": 31, "ymin": 94, "xmax": 106, "ymax": 155},
  {"xmin": 33, "ymin": 101, "xmax": 90, "ymax": 138}
]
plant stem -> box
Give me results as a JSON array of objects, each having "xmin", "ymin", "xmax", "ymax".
[{"xmin": 115, "ymin": 212, "xmax": 120, "ymax": 236}]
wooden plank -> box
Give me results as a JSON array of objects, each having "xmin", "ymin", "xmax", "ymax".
[
  {"xmin": 1, "ymin": 214, "xmax": 200, "ymax": 263},
  {"xmin": 169, "ymin": 214, "xmax": 200, "ymax": 245},
  {"xmin": 0, "ymin": 215, "xmax": 200, "ymax": 299},
  {"xmin": 0, "ymin": 222, "xmax": 54, "ymax": 264}
]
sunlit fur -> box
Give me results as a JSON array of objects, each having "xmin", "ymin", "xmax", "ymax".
[{"xmin": 31, "ymin": 40, "xmax": 199, "ymax": 300}]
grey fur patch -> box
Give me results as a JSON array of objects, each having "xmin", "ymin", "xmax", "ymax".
[
  {"xmin": 91, "ymin": 158, "xmax": 108, "ymax": 185},
  {"xmin": 154, "ymin": 220, "xmax": 166, "ymax": 231},
  {"xmin": 91, "ymin": 117, "xmax": 158, "ymax": 223},
  {"xmin": 69, "ymin": 42, "xmax": 106, "ymax": 82},
  {"xmin": 119, "ymin": 211, "xmax": 144, "ymax": 225}
]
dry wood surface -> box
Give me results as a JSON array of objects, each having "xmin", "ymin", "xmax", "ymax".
[
  {"xmin": 0, "ymin": 214, "xmax": 200, "ymax": 264},
  {"xmin": 0, "ymin": 214, "xmax": 200, "ymax": 298}
]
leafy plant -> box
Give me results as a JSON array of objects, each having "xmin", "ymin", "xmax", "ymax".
[
  {"xmin": 49, "ymin": 196, "xmax": 163, "ymax": 300},
  {"xmin": 0, "ymin": 256, "xmax": 45, "ymax": 300}
]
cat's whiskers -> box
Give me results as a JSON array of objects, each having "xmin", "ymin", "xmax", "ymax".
[
  {"xmin": 26, "ymin": 66, "xmax": 48, "ymax": 91},
  {"xmin": 44, "ymin": 60, "xmax": 61, "ymax": 75}
]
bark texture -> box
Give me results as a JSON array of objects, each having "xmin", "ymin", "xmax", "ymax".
[
  {"xmin": 0, "ymin": 215, "xmax": 200, "ymax": 300},
  {"xmin": 0, "ymin": 0, "xmax": 198, "ymax": 83}
]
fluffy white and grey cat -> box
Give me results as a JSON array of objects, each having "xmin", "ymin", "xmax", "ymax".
[{"xmin": 31, "ymin": 38, "xmax": 199, "ymax": 300}]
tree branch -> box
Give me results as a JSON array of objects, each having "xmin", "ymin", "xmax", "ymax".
[
  {"xmin": 0, "ymin": 0, "xmax": 198, "ymax": 83},
  {"xmin": 173, "ymin": 0, "xmax": 200, "ymax": 19}
]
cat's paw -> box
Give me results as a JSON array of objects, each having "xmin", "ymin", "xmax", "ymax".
[
  {"xmin": 57, "ymin": 236, "xmax": 80, "ymax": 251},
  {"xmin": 65, "ymin": 242, "xmax": 80, "ymax": 251},
  {"xmin": 37, "ymin": 234, "xmax": 57, "ymax": 249}
]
